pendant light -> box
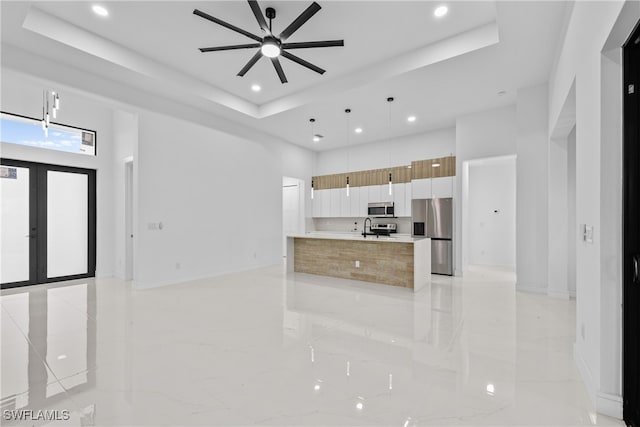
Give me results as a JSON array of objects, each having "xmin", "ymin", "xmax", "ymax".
[
  {"xmin": 387, "ymin": 97, "xmax": 394, "ymax": 196},
  {"xmin": 345, "ymin": 108, "xmax": 351, "ymax": 197},
  {"xmin": 310, "ymin": 118, "xmax": 316, "ymax": 199},
  {"xmin": 40, "ymin": 89, "xmax": 61, "ymax": 138}
]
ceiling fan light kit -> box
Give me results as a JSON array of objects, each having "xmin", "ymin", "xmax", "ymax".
[{"xmin": 193, "ymin": 1, "xmax": 344, "ymax": 84}]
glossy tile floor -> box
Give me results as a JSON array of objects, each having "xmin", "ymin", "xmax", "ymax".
[{"xmin": 1, "ymin": 264, "xmax": 623, "ymax": 426}]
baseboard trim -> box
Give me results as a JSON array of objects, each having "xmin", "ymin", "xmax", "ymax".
[
  {"xmin": 574, "ymin": 344, "xmax": 597, "ymax": 406},
  {"xmin": 547, "ymin": 289, "xmax": 571, "ymax": 299},
  {"xmin": 516, "ymin": 283, "xmax": 547, "ymax": 294},
  {"xmin": 596, "ymin": 391, "xmax": 623, "ymax": 419},
  {"xmin": 132, "ymin": 262, "xmax": 278, "ymax": 290}
]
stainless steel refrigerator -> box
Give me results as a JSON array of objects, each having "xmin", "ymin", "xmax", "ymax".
[{"xmin": 427, "ymin": 198, "xmax": 453, "ymax": 275}]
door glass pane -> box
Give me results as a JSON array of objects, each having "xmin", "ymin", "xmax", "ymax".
[
  {"xmin": 47, "ymin": 171, "xmax": 88, "ymax": 278},
  {"xmin": 0, "ymin": 166, "xmax": 30, "ymax": 283}
]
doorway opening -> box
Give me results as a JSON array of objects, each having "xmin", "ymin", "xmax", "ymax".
[
  {"xmin": 462, "ymin": 155, "xmax": 516, "ymax": 276},
  {"xmin": 282, "ymin": 177, "xmax": 305, "ymax": 257},
  {"xmin": 623, "ymin": 18, "xmax": 640, "ymax": 427}
]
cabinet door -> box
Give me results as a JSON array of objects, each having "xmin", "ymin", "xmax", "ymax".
[
  {"xmin": 368, "ymin": 185, "xmax": 381, "ymax": 203},
  {"xmin": 341, "ymin": 187, "xmax": 351, "ymax": 217},
  {"xmin": 349, "ymin": 186, "xmax": 361, "ymax": 218},
  {"xmin": 405, "ymin": 183, "xmax": 412, "ymax": 216},
  {"xmin": 330, "ymin": 188, "xmax": 342, "ymax": 217},
  {"xmin": 380, "ymin": 183, "xmax": 393, "ymax": 202},
  {"xmin": 392, "ymin": 183, "xmax": 405, "ymax": 216},
  {"xmin": 412, "ymin": 178, "xmax": 432, "ymax": 199},
  {"xmin": 431, "ymin": 177, "xmax": 454, "ymax": 198},
  {"xmin": 321, "ymin": 189, "xmax": 331, "ymax": 217},
  {"xmin": 312, "ymin": 189, "xmax": 326, "ymax": 217}
]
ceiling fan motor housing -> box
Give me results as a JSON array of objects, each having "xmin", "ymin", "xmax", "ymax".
[{"xmin": 265, "ymin": 7, "xmax": 276, "ymax": 20}]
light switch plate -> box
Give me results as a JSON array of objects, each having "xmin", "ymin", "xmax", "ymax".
[{"xmin": 582, "ymin": 224, "xmax": 594, "ymax": 243}]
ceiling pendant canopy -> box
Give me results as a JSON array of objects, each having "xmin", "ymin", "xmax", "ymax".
[{"xmin": 193, "ymin": 1, "xmax": 344, "ymax": 84}]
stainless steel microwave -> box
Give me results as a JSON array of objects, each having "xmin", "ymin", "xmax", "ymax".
[{"xmin": 368, "ymin": 202, "xmax": 395, "ymax": 217}]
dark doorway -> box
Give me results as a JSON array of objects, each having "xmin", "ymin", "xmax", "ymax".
[
  {"xmin": 0, "ymin": 159, "xmax": 96, "ymax": 289},
  {"xmin": 623, "ymin": 19, "xmax": 640, "ymax": 427}
]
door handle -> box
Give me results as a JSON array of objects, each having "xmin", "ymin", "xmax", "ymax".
[{"xmin": 634, "ymin": 255, "xmax": 639, "ymax": 284}]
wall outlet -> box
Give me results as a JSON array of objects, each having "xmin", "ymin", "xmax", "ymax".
[{"xmin": 355, "ymin": 260, "xmax": 360, "ymax": 268}]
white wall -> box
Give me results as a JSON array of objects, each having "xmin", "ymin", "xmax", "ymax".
[
  {"xmin": 133, "ymin": 111, "xmax": 313, "ymax": 288},
  {"xmin": 455, "ymin": 106, "xmax": 517, "ymax": 275},
  {"xmin": 313, "ymin": 127, "xmax": 455, "ymax": 175},
  {"xmin": 547, "ymin": 0, "xmax": 634, "ymax": 417},
  {"xmin": 516, "ymin": 84, "xmax": 549, "ymax": 294},
  {"xmin": 467, "ymin": 158, "xmax": 516, "ymax": 268},
  {"xmin": 567, "ymin": 126, "xmax": 576, "ymax": 296},
  {"xmin": 0, "ymin": 69, "xmax": 115, "ymax": 278}
]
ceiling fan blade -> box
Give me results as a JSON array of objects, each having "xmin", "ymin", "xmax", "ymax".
[
  {"xmin": 278, "ymin": 2, "xmax": 321, "ymax": 41},
  {"xmin": 281, "ymin": 40, "xmax": 344, "ymax": 49},
  {"xmin": 193, "ymin": 9, "xmax": 262, "ymax": 42},
  {"xmin": 248, "ymin": 0, "xmax": 270, "ymax": 34},
  {"xmin": 271, "ymin": 57, "xmax": 288, "ymax": 83},
  {"xmin": 199, "ymin": 43, "xmax": 260, "ymax": 52},
  {"xmin": 281, "ymin": 51, "xmax": 325, "ymax": 75},
  {"xmin": 237, "ymin": 50, "xmax": 263, "ymax": 76}
]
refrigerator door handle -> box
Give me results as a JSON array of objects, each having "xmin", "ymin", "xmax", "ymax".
[{"xmin": 634, "ymin": 255, "xmax": 639, "ymax": 284}]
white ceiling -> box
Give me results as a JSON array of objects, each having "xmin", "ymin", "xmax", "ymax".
[{"xmin": 0, "ymin": 1, "xmax": 568, "ymax": 151}]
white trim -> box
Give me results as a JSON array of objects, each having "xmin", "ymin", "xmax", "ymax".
[
  {"xmin": 516, "ymin": 283, "xmax": 547, "ymax": 294},
  {"xmin": 574, "ymin": 344, "xmax": 596, "ymax": 407},
  {"xmin": 131, "ymin": 262, "xmax": 277, "ymax": 290},
  {"xmin": 596, "ymin": 391, "xmax": 623, "ymax": 419},
  {"xmin": 547, "ymin": 289, "xmax": 571, "ymax": 299}
]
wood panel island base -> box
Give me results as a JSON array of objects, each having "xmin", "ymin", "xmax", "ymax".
[{"xmin": 286, "ymin": 234, "xmax": 430, "ymax": 291}]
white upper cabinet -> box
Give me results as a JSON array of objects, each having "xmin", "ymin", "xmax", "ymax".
[
  {"xmin": 405, "ymin": 182, "xmax": 412, "ymax": 216},
  {"xmin": 412, "ymin": 178, "xmax": 432, "ymax": 199},
  {"xmin": 349, "ymin": 186, "xmax": 362, "ymax": 218},
  {"xmin": 368, "ymin": 185, "xmax": 381, "ymax": 203},
  {"xmin": 340, "ymin": 187, "xmax": 351, "ymax": 217},
  {"xmin": 312, "ymin": 189, "xmax": 330, "ymax": 217},
  {"xmin": 431, "ymin": 176, "xmax": 454, "ymax": 198},
  {"xmin": 392, "ymin": 183, "xmax": 405, "ymax": 217},
  {"xmin": 329, "ymin": 188, "xmax": 342, "ymax": 217},
  {"xmin": 379, "ymin": 184, "xmax": 393, "ymax": 203}
]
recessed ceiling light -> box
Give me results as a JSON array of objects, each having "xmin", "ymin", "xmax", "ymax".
[
  {"xmin": 407, "ymin": 115, "xmax": 416, "ymax": 122},
  {"xmin": 497, "ymin": 90, "xmax": 507, "ymax": 96},
  {"xmin": 354, "ymin": 128, "xmax": 363, "ymax": 134},
  {"xmin": 251, "ymin": 84, "xmax": 261, "ymax": 92},
  {"xmin": 434, "ymin": 5, "xmax": 448, "ymax": 17},
  {"xmin": 92, "ymin": 5, "xmax": 109, "ymax": 17}
]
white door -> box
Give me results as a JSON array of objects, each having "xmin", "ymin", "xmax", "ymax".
[{"xmin": 283, "ymin": 180, "xmax": 301, "ymax": 257}]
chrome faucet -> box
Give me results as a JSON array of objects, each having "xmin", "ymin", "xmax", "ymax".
[{"xmin": 363, "ymin": 217, "xmax": 372, "ymax": 238}]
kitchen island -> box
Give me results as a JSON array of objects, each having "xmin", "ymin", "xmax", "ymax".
[{"xmin": 286, "ymin": 233, "xmax": 430, "ymax": 291}]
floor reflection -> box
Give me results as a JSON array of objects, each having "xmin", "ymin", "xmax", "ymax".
[{"xmin": 1, "ymin": 281, "xmax": 96, "ymax": 425}]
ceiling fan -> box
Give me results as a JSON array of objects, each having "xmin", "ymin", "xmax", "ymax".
[{"xmin": 193, "ymin": 1, "xmax": 344, "ymax": 84}]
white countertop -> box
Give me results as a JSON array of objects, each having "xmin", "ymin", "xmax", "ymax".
[{"xmin": 287, "ymin": 232, "xmax": 428, "ymax": 243}]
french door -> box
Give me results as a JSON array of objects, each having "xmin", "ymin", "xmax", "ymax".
[
  {"xmin": 623, "ymin": 20, "xmax": 640, "ymax": 427},
  {"xmin": 0, "ymin": 159, "xmax": 96, "ymax": 289}
]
